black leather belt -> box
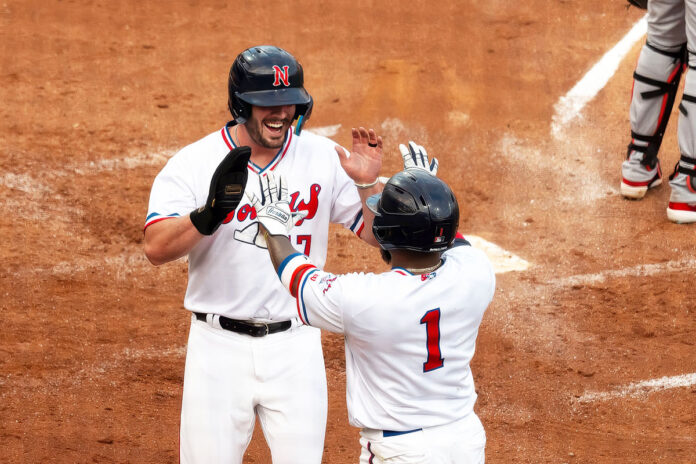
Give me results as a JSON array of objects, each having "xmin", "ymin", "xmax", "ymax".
[{"xmin": 194, "ymin": 312, "xmax": 292, "ymax": 337}]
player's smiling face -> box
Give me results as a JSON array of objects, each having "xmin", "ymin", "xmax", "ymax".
[{"xmin": 246, "ymin": 104, "xmax": 296, "ymax": 149}]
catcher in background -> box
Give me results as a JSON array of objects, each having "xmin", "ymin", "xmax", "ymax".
[
  {"xmin": 621, "ymin": 0, "xmax": 696, "ymax": 223},
  {"xmin": 247, "ymin": 143, "xmax": 495, "ymax": 464}
]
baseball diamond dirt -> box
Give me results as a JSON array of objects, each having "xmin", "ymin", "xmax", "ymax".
[{"xmin": 1, "ymin": 1, "xmax": 695, "ymax": 463}]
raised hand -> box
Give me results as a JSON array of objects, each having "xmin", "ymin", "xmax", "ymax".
[
  {"xmin": 399, "ymin": 141, "xmax": 438, "ymax": 176},
  {"xmin": 190, "ymin": 146, "xmax": 252, "ymax": 235},
  {"xmin": 244, "ymin": 172, "xmax": 308, "ymax": 239},
  {"xmin": 334, "ymin": 127, "xmax": 383, "ymax": 186}
]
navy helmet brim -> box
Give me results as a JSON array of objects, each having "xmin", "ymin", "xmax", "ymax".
[{"xmin": 237, "ymin": 87, "xmax": 311, "ymax": 108}]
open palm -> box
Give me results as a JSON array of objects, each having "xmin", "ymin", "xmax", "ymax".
[{"xmin": 335, "ymin": 127, "xmax": 383, "ymax": 184}]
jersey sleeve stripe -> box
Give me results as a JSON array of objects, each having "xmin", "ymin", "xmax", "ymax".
[
  {"xmin": 349, "ymin": 210, "xmax": 363, "ymax": 231},
  {"xmin": 289, "ymin": 264, "xmax": 316, "ymax": 298},
  {"xmin": 356, "ymin": 222, "xmax": 365, "ymax": 237},
  {"xmin": 296, "ymin": 268, "xmax": 319, "ymax": 324},
  {"xmin": 143, "ymin": 213, "xmax": 180, "ymax": 231},
  {"xmin": 295, "ymin": 293, "xmax": 306, "ymax": 325}
]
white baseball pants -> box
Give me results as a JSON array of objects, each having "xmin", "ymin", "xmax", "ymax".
[
  {"xmin": 180, "ymin": 315, "xmax": 327, "ymax": 464},
  {"xmin": 358, "ymin": 413, "xmax": 486, "ymax": 464}
]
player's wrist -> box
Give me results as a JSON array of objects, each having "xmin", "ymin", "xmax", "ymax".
[
  {"xmin": 258, "ymin": 218, "xmax": 290, "ymax": 237},
  {"xmin": 190, "ymin": 206, "xmax": 223, "ymax": 235},
  {"xmin": 354, "ymin": 178, "xmax": 378, "ymax": 189}
]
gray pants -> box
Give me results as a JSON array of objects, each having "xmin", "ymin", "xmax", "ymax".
[{"xmin": 630, "ymin": 0, "xmax": 696, "ymax": 164}]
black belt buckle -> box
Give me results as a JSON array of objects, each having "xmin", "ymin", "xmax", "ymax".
[
  {"xmin": 248, "ymin": 321, "xmax": 269, "ymax": 337},
  {"xmin": 195, "ymin": 312, "xmax": 289, "ymax": 337}
]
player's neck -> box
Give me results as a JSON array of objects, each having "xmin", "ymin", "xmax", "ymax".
[
  {"xmin": 390, "ymin": 250, "xmax": 442, "ymax": 274},
  {"xmin": 235, "ymin": 124, "xmax": 279, "ymax": 166}
]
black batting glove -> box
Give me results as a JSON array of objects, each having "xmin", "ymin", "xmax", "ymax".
[{"xmin": 190, "ymin": 146, "xmax": 252, "ymax": 235}]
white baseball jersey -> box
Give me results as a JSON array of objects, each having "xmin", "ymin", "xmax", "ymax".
[
  {"xmin": 145, "ymin": 123, "xmax": 365, "ymax": 320},
  {"xmin": 278, "ymin": 240, "xmax": 495, "ymax": 431}
]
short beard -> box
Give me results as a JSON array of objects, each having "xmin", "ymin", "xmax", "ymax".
[
  {"xmin": 380, "ymin": 248, "xmax": 391, "ymax": 265},
  {"xmin": 246, "ymin": 116, "xmax": 288, "ymax": 149}
]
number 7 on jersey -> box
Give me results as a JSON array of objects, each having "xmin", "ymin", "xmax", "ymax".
[{"xmin": 420, "ymin": 308, "xmax": 444, "ymax": 372}]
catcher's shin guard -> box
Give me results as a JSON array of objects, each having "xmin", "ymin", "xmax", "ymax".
[
  {"xmin": 667, "ymin": 84, "xmax": 696, "ymax": 223},
  {"xmin": 628, "ymin": 42, "xmax": 686, "ymax": 164},
  {"xmin": 621, "ymin": 42, "xmax": 686, "ymax": 198},
  {"xmin": 667, "ymin": 153, "xmax": 696, "ymax": 223}
]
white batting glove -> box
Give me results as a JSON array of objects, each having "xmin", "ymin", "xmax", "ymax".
[
  {"xmin": 399, "ymin": 141, "xmax": 438, "ymax": 176},
  {"xmin": 233, "ymin": 222, "xmax": 268, "ymax": 249},
  {"xmin": 244, "ymin": 172, "xmax": 307, "ymax": 238}
]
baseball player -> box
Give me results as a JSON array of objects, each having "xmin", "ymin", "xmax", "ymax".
[
  {"xmin": 143, "ymin": 45, "xmax": 383, "ymax": 463},
  {"xmin": 247, "ymin": 144, "xmax": 495, "ymax": 464},
  {"xmin": 621, "ymin": 0, "xmax": 696, "ymax": 223}
]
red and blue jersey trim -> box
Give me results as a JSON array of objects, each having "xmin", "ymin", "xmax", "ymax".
[
  {"xmin": 295, "ymin": 267, "xmax": 319, "ymax": 325},
  {"xmin": 349, "ymin": 210, "xmax": 365, "ymax": 237},
  {"xmin": 143, "ymin": 212, "xmax": 180, "ymax": 231},
  {"xmin": 277, "ymin": 252, "xmax": 304, "ymax": 279},
  {"xmin": 221, "ymin": 122, "xmax": 292, "ymax": 175},
  {"xmin": 391, "ymin": 267, "xmax": 412, "ymax": 276}
]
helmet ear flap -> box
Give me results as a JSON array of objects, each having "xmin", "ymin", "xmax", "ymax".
[
  {"xmin": 294, "ymin": 96, "xmax": 313, "ymax": 135},
  {"xmin": 302, "ymin": 96, "xmax": 313, "ymax": 121},
  {"xmin": 229, "ymin": 93, "xmax": 251, "ymax": 125}
]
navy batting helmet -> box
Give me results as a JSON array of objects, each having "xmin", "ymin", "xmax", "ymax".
[
  {"xmin": 366, "ymin": 170, "xmax": 459, "ymax": 252},
  {"xmin": 228, "ymin": 45, "xmax": 313, "ymax": 133}
]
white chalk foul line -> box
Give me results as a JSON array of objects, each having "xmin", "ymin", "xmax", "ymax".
[
  {"xmin": 305, "ymin": 124, "xmax": 341, "ymax": 137},
  {"xmin": 551, "ymin": 15, "xmax": 647, "ymax": 138},
  {"xmin": 577, "ymin": 372, "xmax": 696, "ymax": 403},
  {"xmin": 548, "ymin": 258, "xmax": 696, "ymax": 287},
  {"xmin": 466, "ymin": 235, "xmax": 530, "ymax": 274},
  {"xmin": 379, "ymin": 179, "xmax": 531, "ymax": 274},
  {"xmin": 67, "ymin": 152, "xmax": 171, "ymax": 173},
  {"xmin": 35, "ymin": 237, "xmax": 530, "ymax": 277}
]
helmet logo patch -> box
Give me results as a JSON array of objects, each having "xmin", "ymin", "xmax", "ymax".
[
  {"xmin": 272, "ymin": 65, "xmax": 290, "ymax": 87},
  {"xmin": 434, "ymin": 227, "xmax": 445, "ymax": 243}
]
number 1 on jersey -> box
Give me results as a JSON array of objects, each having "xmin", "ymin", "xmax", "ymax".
[{"xmin": 420, "ymin": 308, "xmax": 444, "ymax": 372}]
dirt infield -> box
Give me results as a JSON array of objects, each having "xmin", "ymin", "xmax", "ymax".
[{"xmin": 2, "ymin": 1, "xmax": 695, "ymax": 462}]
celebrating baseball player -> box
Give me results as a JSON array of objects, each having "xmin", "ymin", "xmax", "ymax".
[
  {"xmin": 621, "ymin": 0, "xmax": 696, "ymax": 223},
  {"xmin": 248, "ymin": 143, "xmax": 495, "ymax": 464},
  {"xmin": 143, "ymin": 45, "xmax": 383, "ymax": 463}
]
